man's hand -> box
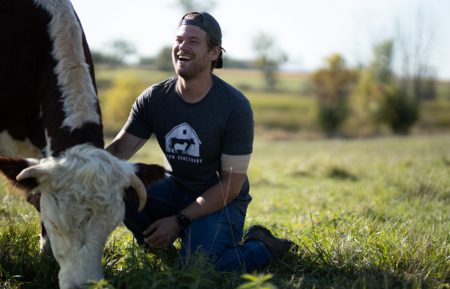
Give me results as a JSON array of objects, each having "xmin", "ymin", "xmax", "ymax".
[{"xmin": 143, "ymin": 215, "xmax": 181, "ymax": 249}]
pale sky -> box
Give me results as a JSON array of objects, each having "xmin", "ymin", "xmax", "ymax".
[{"xmin": 70, "ymin": 0, "xmax": 450, "ymax": 80}]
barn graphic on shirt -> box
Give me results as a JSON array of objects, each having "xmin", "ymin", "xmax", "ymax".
[{"xmin": 165, "ymin": 122, "xmax": 201, "ymax": 157}]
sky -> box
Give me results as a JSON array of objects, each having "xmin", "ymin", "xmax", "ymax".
[{"xmin": 70, "ymin": 0, "xmax": 450, "ymax": 80}]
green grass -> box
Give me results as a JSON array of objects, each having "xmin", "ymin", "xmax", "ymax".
[
  {"xmin": 1, "ymin": 134, "xmax": 449, "ymax": 289},
  {"xmin": 247, "ymin": 92, "xmax": 316, "ymax": 132},
  {"xmin": 247, "ymin": 134, "xmax": 450, "ymax": 288},
  {"xmin": 215, "ymin": 69, "xmax": 310, "ymax": 93},
  {"xmin": 95, "ymin": 66, "xmax": 172, "ymax": 88},
  {"xmin": 419, "ymin": 100, "xmax": 450, "ymax": 129}
]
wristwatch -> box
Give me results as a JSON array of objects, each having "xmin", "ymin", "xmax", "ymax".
[{"xmin": 175, "ymin": 213, "xmax": 191, "ymax": 229}]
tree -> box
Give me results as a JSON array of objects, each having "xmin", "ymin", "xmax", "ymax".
[
  {"xmin": 371, "ymin": 40, "xmax": 395, "ymax": 84},
  {"xmin": 108, "ymin": 39, "xmax": 137, "ymax": 65},
  {"xmin": 311, "ymin": 54, "xmax": 355, "ymax": 137},
  {"xmin": 252, "ymin": 32, "xmax": 287, "ymax": 91},
  {"xmin": 395, "ymin": 8, "xmax": 436, "ymax": 101},
  {"xmin": 91, "ymin": 50, "xmax": 122, "ymax": 66},
  {"xmin": 153, "ymin": 46, "xmax": 173, "ymax": 71},
  {"xmin": 351, "ymin": 40, "xmax": 395, "ymax": 131},
  {"xmin": 352, "ymin": 40, "xmax": 419, "ymax": 135}
]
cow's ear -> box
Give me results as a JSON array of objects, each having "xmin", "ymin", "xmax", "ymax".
[
  {"xmin": 133, "ymin": 163, "xmax": 166, "ymax": 188},
  {"xmin": 0, "ymin": 157, "xmax": 39, "ymax": 191},
  {"xmin": 123, "ymin": 163, "xmax": 166, "ymax": 208}
]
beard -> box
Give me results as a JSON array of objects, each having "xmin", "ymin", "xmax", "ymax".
[{"xmin": 173, "ymin": 57, "xmax": 210, "ymax": 81}]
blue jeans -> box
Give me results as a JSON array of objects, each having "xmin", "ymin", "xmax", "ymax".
[{"xmin": 123, "ymin": 176, "xmax": 272, "ymax": 272}]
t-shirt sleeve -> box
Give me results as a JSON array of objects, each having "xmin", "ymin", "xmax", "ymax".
[
  {"xmin": 123, "ymin": 88, "xmax": 153, "ymax": 139},
  {"xmin": 222, "ymin": 99, "xmax": 254, "ymax": 156}
]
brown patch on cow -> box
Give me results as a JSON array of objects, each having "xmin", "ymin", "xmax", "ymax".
[
  {"xmin": 0, "ymin": 157, "xmax": 38, "ymax": 191},
  {"xmin": 0, "ymin": 0, "xmax": 50, "ymax": 152},
  {"xmin": 49, "ymin": 122, "xmax": 104, "ymax": 157},
  {"xmin": 0, "ymin": 0, "xmax": 103, "ymax": 158}
]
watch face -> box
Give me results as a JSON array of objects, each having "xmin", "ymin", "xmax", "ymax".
[{"xmin": 176, "ymin": 213, "xmax": 191, "ymax": 227}]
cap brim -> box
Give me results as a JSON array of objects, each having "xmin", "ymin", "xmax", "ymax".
[
  {"xmin": 215, "ymin": 57, "xmax": 223, "ymax": 69},
  {"xmin": 215, "ymin": 50, "xmax": 224, "ymax": 68}
]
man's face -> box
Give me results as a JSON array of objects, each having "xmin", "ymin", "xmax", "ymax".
[{"xmin": 172, "ymin": 25, "xmax": 217, "ymax": 80}]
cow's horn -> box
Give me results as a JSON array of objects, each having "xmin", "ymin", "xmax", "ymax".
[
  {"xmin": 16, "ymin": 165, "xmax": 47, "ymax": 181},
  {"xmin": 24, "ymin": 158, "xmax": 40, "ymax": 166},
  {"xmin": 130, "ymin": 174, "xmax": 147, "ymax": 212}
]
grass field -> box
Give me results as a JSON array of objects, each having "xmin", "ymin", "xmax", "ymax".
[{"xmin": 1, "ymin": 134, "xmax": 449, "ymax": 289}]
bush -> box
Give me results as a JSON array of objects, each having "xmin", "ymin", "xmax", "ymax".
[
  {"xmin": 380, "ymin": 85, "xmax": 419, "ymax": 134},
  {"xmin": 317, "ymin": 102, "xmax": 350, "ymax": 137},
  {"xmin": 311, "ymin": 54, "xmax": 355, "ymax": 137},
  {"xmin": 100, "ymin": 73, "xmax": 148, "ymax": 134}
]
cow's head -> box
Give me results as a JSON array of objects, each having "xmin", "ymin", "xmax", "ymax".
[{"xmin": 0, "ymin": 144, "xmax": 165, "ymax": 289}]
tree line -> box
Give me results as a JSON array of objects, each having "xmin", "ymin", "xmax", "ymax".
[
  {"xmin": 93, "ymin": 35, "xmax": 442, "ymax": 137},
  {"xmin": 92, "ymin": 0, "xmax": 442, "ymax": 137}
]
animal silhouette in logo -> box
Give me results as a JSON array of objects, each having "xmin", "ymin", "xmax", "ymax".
[{"xmin": 168, "ymin": 137, "xmax": 195, "ymax": 154}]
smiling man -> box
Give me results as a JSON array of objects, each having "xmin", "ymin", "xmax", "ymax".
[{"xmin": 106, "ymin": 12, "xmax": 296, "ymax": 272}]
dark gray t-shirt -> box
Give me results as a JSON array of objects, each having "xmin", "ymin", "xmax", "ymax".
[{"xmin": 124, "ymin": 74, "xmax": 254, "ymax": 195}]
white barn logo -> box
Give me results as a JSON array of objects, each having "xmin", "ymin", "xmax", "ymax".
[{"xmin": 165, "ymin": 123, "xmax": 201, "ymax": 157}]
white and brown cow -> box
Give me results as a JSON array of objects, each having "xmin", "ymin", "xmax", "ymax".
[{"xmin": 0, "ymin": 0, "xmax": 164, "ymax": 288}]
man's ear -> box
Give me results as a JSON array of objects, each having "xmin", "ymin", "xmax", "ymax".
[
  {"xmin": 210, "ymin": 45, "xmax": 221, "ymax": 62},
  {"xmin": 0, "ymin": 157, "xmax": 39, "ymax": 191}
]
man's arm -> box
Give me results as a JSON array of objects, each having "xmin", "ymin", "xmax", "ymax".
[
  {"xmin": 106, "ymin": 130, "xmax": 147, "ymax": 160},
  {"xmin": 181, "ymin": 170, "xmax": 246, "ymax": 219}
]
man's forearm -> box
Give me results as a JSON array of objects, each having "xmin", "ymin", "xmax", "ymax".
[{"xmin": 180, "ymin": 171, "xmax": 246, "ymax": 221}]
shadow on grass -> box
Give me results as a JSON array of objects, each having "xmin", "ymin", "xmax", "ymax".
[
  {"xmin": 2, "ymin": 224, "xmax": 446, "ymax": 289},
  {"xmin": 264, "ymin": 248, "xmax": 445, "ymax": 289}
]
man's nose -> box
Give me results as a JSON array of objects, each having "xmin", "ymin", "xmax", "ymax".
[{"xmin": 179, "ymin": 40, "xmax": 188, "ymax": 49}]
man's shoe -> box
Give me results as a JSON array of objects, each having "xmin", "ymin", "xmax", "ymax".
[{"xmin": 243, "ymin": 225, "xmax": 298, "ymax": 259}]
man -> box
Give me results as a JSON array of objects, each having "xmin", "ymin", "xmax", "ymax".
[{"xmin": 106, "ymin": 12, "xmax": 296, "ymax": 272}]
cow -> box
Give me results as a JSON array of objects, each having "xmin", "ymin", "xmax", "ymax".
[
  {"xmin": 169, "ymin": 137, "xmax": 196, "ymax": 154},
  {"xmin": 0, "ymin": 0, "xmax": 164, "ymax": 288}
]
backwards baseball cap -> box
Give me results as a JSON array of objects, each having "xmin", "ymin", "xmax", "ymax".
[{"xmin": 178, "ymin": 12, "xmax": 224, "ymax": 68}]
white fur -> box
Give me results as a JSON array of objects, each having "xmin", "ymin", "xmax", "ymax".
[
  {"xmin": 0, "ymin": 131, "xmax": 42, "ymax": 158},
  {"xmin": 33, "ymin": 0, "xmax": 100, "ymax": 131},
  {"xmin": 28, "ymin": 144, "xmax": 137, "ymax": 289},
  {"xmin": 44, "ymin": 129, "xmax": 53, "ymax": 157}
]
